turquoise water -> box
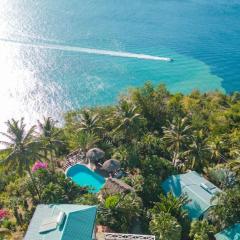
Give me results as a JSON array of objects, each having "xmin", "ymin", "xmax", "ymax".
[
  {"xmin": 66, "ymin": 164, "xmax": 105, "ymax": 193},
  {"xmin": 0, "ymin": 0, "xmax": 239, "ymax": 128}
]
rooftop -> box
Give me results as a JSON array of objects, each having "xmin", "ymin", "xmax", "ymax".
[
  {"xmin": 215, "ymin": 224, "xmax": 240, "ymax": 240},
  {"xmin": 162, "ymin": 171, "xmax": 221, "ymax": 219},
  {"xmin": 24, "ymin": 204, "xmax": 97, "ymax": 240},
  {"xmin": 101, "ymin": 178, "xmax": 134, "ymax": 197}
]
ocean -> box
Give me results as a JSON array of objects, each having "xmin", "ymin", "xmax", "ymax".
[{"xmin": 0, "ymin": 0, "xmax": 240, "ymax": 129}]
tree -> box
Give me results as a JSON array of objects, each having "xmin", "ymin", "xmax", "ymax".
[
  {"xmin": 75, "ymin": 131, "xmax": 99, "ymax": 151},
  {"xmin": 228, "ymin": 158, "xmax": 240, "ymax": 175},
  {"xmin": 162, "ymin": 117, "xmax": 192, "ymax": 166},
  {"xmin": 77, "ymin": 109, "xmax": 103, "ymax": 133},
  {"xmin": 0, "ymin": 118, "xmax": 41, "ymax": 199},
  {"xmin": 208, "ymin": 137, "xmax": 226, "ymax": 163},
  {"xmin": 123, "ymin": 173, "xmax": 144, "ymax": 194},
  {"xmin": 38, "ymin": 117, "xmax": 64, "ymax": 171},
  {"xmin": 98, "ymin": 193, "xmax": 143, "ymax": 232},
  {"xmin": 190, "ymin": 220, "xmax": 215, "ymax": 240},
  {"xmin": 208, "ymin": 186, "xmax": 240, "ymax": 230},
  {"xmin": 112, "ymin": 99, "xmax": 144, "ymax": 141},
  {"xmin": 189, "ymin": 130, "xmax": 210, "ymax": 170},
  {"xmin": 130, "ymin": 82, "xmax": 169, "ymax": 131},
  {"xmin": 150, "ymin": 193, "xmax": 190, "ymax": 237},
  {"xmin": 205, "ymin": 166, "xmax": 237, "ymax": 189},
  {"xmin": 150, "ymin": 193, "xmax": 189, "ymax": 223},
  {"xmin": 149, "ymin": 212, "xmax": 182, "ymax": 240},
  {"xmin": 30, "ymin": 169, "xmax": 88, "ymax": 204}
]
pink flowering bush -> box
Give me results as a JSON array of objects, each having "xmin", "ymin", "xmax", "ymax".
[
  {"xmin": 0, "ymin": 209, "xmax": 8, "ymax": 220},
  {"xmin": 32, "ymin": 161, "xmax": 48, "ymax": 173}
]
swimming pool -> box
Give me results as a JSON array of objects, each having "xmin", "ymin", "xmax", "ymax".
[{"xmin": 66, "ymin": 164, "xmax": 105, "ymax": 193}]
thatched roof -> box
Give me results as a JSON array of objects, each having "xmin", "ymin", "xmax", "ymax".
[
  {"xmin": 101, "ymin": 159, "xmax": 121, "ymax": 172},
  {"xmin": 101, "ymin": 178, "xmax": 134, "ymax": 197},
  {"xmin": 86, "ymin": 148, "xmax": 105, "ymax": 163}
]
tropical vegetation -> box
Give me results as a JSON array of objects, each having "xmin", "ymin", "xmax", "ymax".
[{"xmin": 0, "ymin": 82, "xmax": 240, "ymax": 239}]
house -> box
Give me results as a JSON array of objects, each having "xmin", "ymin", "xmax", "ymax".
[
  {"xmin": 25, "ymin": 204, "xmax": 155, "ymax": 240},
  {"xmin": 24, "ymin": 204, "xmax": 97, "ymax": 240},
  {"xmin": 215, "ymin": 224, "xmax": 240, "ymax": 240},
  {"xmin": 162, "ymin": 171, "xmax": 221, "ymax": 220}
]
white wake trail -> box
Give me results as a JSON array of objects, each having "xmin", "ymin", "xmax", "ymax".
[{"xmin": 0, "ymin": 38, "xmax": 173, "ymax": 62}]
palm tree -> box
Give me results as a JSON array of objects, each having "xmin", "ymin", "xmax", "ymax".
[
  {"xmin": 98, "ymin": 193, "xmax": 142, "ymax": 232},
  {"xmin": 189, "ymin": 130, "xmax": 210, "ymax": 170},
  {"xmin": 38, "ymin": 117, "xmax": 64, "ymax": 171},
  {"xmin": 112, "ymin": 100, "xmax": 143, "ymax": 142},
  {"xmin": 190, "ymin": 220, "xmax": 215, "ymax": 240},
  {"xmin": 75, "ymin": 132, "xmax": 99, "ymax": 152},
  {"xmin": 162, "ymin": 117, "xmax": 192, "ymax": 166},
  {"xmin": 208, "ymin": 137, "xmax": 225, "ymax": 163},
  {"xmin": 228, "ymin": 158, "xmax": 240, "ymax": 174},
  {"xmin": 149, "ymin": 212, "xmax": 182, "ymax": 240},
  {"xmin": 0, "ymin": 118, "xmax": 41, "ymax": 199},
  {"xmin": 77, "ymin": 109, "xmax": 103, "ymax": 134},
  {"xmin": 150, "ymin": 193, "xmax": 189, "ymax": 223}
]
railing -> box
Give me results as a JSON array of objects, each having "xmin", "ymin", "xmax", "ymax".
[
  {"xmin": 103, "ymin": 233, "xmax": 155, "ymax": 240},
  {"xmin": 63, "ymin": 162, "xmax": 74, "ymax": 171},
  {"xmin": 63, "ymin": 149, "xmax": 86, "ymax": 171}
]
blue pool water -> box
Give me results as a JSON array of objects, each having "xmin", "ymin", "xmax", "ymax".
[
  {"xmin": 66, "ymin": 164, "xmax": 105, "ymax": 193},
  {"xmin": 0, "ymin": 0, "xmax": 239, "ymax": 130}
]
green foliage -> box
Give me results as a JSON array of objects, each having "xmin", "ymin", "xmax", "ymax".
[
  {"xmin": 32, "ymin": 169, "xmax": 88, "ymax": 203},
  {"xmin": 1, "ymin": 83, "xmax": 240, "ymax": 238},
  {"xmin": 123, "ymin": 172, "xmax": 144, "ymax": 194},
  {"xmin": 150, "ymin": 193, "xmax": 189, "ymax": 222},
  {"xmin": 38, "ymin": 117, "xmax": 65, "ymax": 170},
  {"xmin": 0, "ymin": 118, "xmax": 42, "ymax": 198},
  {"xmin": 1, "ymin": 219, "xmax": 16, "ymax": 231},
  {"xmin": 74, "ymin": 193, "xmax": 99, "ymax": 205},
  {"xmin": 141, "ymin": 174, "xmax": 162, "ymax": 207},
  {"xmin": 140, "ymin": 156, "xmax": 175, "ymax": 180},
  {"xmin": 208, "ymin": 186, "xmax": 240, "ymax": 230},
  {"xmin": 77, "ymin": 109, "xmax": 104, "ymax": 134},
  {"xmin": 150, "ymin": 193, "xmax": 190, "ymax": 238},
  {"xmin": 149, "ymin": 212, "xmax": 182, "ymax": 240},
  {"xmin": 98, "ymin": 193, "xmax": 143, "ymax": 233},
  {"xmin": 205, "ymin": 165, "xmax": 237, "ymax": 189},
  {"xmin": 189, "ymin": 220, "xmax": 215, "ymax": 240},
  {"xmin": 130, "ymin": 82, "xmax": 170, "ymax": 131},
  {"xmin": 162, "ymin": 117, "xmax": 192, "ymax": 167}
]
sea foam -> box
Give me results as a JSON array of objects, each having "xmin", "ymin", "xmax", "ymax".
[{"xmin": 0, "ymin": 39, "xmax": 172, "ymax": 62}]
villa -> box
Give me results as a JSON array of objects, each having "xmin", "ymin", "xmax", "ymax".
[
  {"xmin": 24, "ymin": 204, "xmax": 155, "ymax": 240},
  {"xmin": 162, "ymin": 171, "xmax": 221, "ymax": 220},
  {"xmin": 215, "ymin": 224, "xmax": 240, "ymax": 240}
]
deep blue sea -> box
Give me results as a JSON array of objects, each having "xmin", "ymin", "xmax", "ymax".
[{"xmin": 0, "ymin": 0, "xmax": 240, "ymax": 128}]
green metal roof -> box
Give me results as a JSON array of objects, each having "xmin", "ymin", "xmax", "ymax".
[
  {"xmin": 24, "ymin": 204, "xmax": 97, "ymax": 240},
  {"xmin": 215, "ymin": 224, "xmax": 240, "ymax": 240},
  {"xmin": 162, "ymin": 171, "xmax": 221, "ymax": 219}
]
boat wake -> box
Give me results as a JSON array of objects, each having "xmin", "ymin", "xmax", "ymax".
[{"xmin": 0, "ymin": 38, "xmax": 173, "ymax": 62}]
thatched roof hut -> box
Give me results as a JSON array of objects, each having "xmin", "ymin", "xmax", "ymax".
[
  {"xmin": 101, "ymin": 159, "xmax": 120, "ymax": 173},
  {"xmin": 101, "ymin": 178, "xmax": 134, "ymax": 197},
  {"xmin": 86, "ymin": 148, "xmax": 105, "ymax": 163}
]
